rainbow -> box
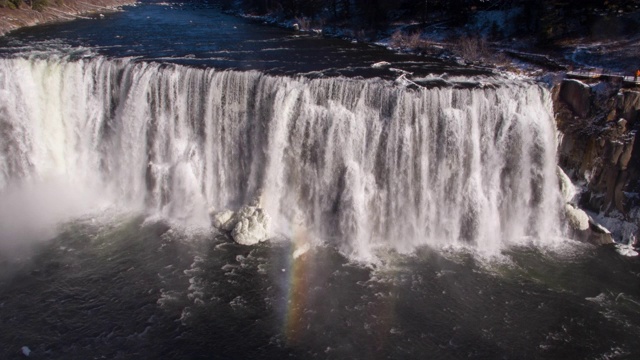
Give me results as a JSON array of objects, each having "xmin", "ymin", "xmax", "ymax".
[{"xmin": 283, "ymin": 222, "xmax": 312, "ymax": 345}]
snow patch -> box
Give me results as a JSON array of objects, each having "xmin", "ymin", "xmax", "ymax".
[
  {"xmin": 589, "ymin": 211, "xmax": 637, "ymax": 244},
  {"xmin": 615, "ymin": 243, "xmax": 638, "ymax": 257},
  {"xmin": 371, "ymin": 61, "xmax": 391, "ymax": 69}
]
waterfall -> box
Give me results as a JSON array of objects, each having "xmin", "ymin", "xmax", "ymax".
[{"xmin": 0, "ymin": 56, "xmax": 564, "ymax": 259}]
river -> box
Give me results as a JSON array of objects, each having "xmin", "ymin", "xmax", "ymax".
[{"xmin": 0, "ymin": 1, "xmax": 639, "ymax": 359}]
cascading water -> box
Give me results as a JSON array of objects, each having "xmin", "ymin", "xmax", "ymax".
[{"xmin": 0, "ymin": 56, "xmax": 564, "ymax": 260}]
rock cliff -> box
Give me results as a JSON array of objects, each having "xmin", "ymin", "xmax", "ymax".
[{"xmin": 556, "ymin": 77, "xmax": 640, "ymax": 245}]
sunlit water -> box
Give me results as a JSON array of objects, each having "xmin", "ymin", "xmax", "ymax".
[{"xmin": 0, "ymin": 1, "xmax": 639, "ymax": 359}]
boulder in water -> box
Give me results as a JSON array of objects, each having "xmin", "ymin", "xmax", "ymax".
[
  {"xmin": 231, "ymin": 206, "xmax": 271, "ymax": 246},
  {"xmin": 211, "ymin": 205, "xmax": 271, "ymax": 245},
  {"xmin": 565, "ymin": 204, "xmax": 590, "ymax": 231},
  {"xmin": 211, "ymin": 209, "xmax": 236, "ymax": 231}
]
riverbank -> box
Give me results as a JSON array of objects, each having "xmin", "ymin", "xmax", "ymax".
[{"xmin": 0, "ymin": 0, "xmax": 135, "ymax": 36}]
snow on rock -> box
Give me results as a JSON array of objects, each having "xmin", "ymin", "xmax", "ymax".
[
  {"xmin": 371, "ymin": 61, "xmax": 391, "ymax": 69},
  {"xmin": 565, "ymin": 204, "xmax": 590, "ymax": 231},
  {"xmin": 211, "ymin": 205, "xmax": 271, "ymax": 246},
  {"xmin": 590, "ymin": 211, "xmax": 637, "ymax": 245},
  {"xmin": 558, "ymin": 167, "xmax": 614, "ymax": 245},
  {"xmin": 615, "ymin": 243, "xmax": 638, "ymax": 257},
  {"xmin": 211, "ymin": 209, "xmax": 236, "ymax": 231},
  {"xmin": 231, "ymin": 206, "xmax": 271, "ymax": 245},
  {"xmin": 389, "ymin": 67, "xmax": 412, "ymax": 75},
  {"xmin": 558, "ymin": 166, "xmax": 577, "ymax": 203},
  {"xmin": 394, "ymin": 74, "xmax": 422, "ymax": 89}
]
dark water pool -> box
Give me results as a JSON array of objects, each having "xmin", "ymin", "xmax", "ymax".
[{"xmin": 1, "ymin": 217, "xmax": 639, "ymax": 359}]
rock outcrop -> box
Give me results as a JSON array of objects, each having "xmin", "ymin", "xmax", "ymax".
[
  {"xmin": 559, "ymin": 167, "xmax": 614, "ymax": 245},
  {"xmin": 211, "ymin": 205, "xmax": 271, "ymax": 246},
  {"xmin": 616, "ymin": 91, "xmax": 640, "ymax": 125},
  {"xmin": 559, "ymin": 79, "xmax": 592, "ymax": 118},
  {"xmin": 556, "ymin": 77, "xmax": 640, "ymax": 245}
]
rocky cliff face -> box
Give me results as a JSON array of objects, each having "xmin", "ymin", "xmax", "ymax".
[{"xmin": 556, "ymin": 77, "xmax": 640, "ymax": 244}]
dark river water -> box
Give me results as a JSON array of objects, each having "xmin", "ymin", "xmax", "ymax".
[
  {"xmin": 0, "ymin": 0, "xmax": 487, "ymax": 79},
  {"xmin": 0, "ymin": 1, "xmax": 640, "ymax": 359},
  {"xmin": 2, "ymin": 217, "xmax": 640, "ymax": 359}
]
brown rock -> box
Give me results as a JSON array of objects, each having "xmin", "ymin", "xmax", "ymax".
[
  {"xmin": 559, "ymin": 79, "xmax": 591, "ymax": 118},
  {"xmin": 619, "ymin": 137, "xmax": 635, "ymax": 170},
  {"xmin": 616, "ymin": 91, "xmax": 640, "ymax": 126}
]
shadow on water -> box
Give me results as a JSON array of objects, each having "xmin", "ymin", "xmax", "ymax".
[{"xmin": 1, "ymin": 218, "xmax": 639, "ymax": 359}]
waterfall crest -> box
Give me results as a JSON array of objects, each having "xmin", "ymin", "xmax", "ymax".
[{"xmin": 0, "ymin": 56, "xmax": 563, "ymax": 259}]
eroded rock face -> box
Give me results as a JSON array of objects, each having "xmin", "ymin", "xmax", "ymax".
[
  {"xmin": 616, "ymin": 91, "xmax": 640, "ymax": 126},
  {"xmin": 555, "ymin": 78, "xmax": 640, "ymax": 245},
  {"xmin": 559, "ymin": 79, "xmax": 591, "ymax": 118}
]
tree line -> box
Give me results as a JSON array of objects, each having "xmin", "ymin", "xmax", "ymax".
[
  {"xmin": 1, "ymin": 0, "xmax": 56, "ymax": 11},
  {"xmin": 216, "ymin": 0, "xmax": 640, "ymax": 41}
]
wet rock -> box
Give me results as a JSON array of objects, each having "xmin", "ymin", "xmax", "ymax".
[{"xmin": 559, "ymin": 79, "xmax": 591, "ymax": 118}]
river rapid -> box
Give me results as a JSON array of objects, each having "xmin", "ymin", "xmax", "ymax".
[{"xmin": 0, "ymin": 1, "xmax": 639, "ymax": 359}]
